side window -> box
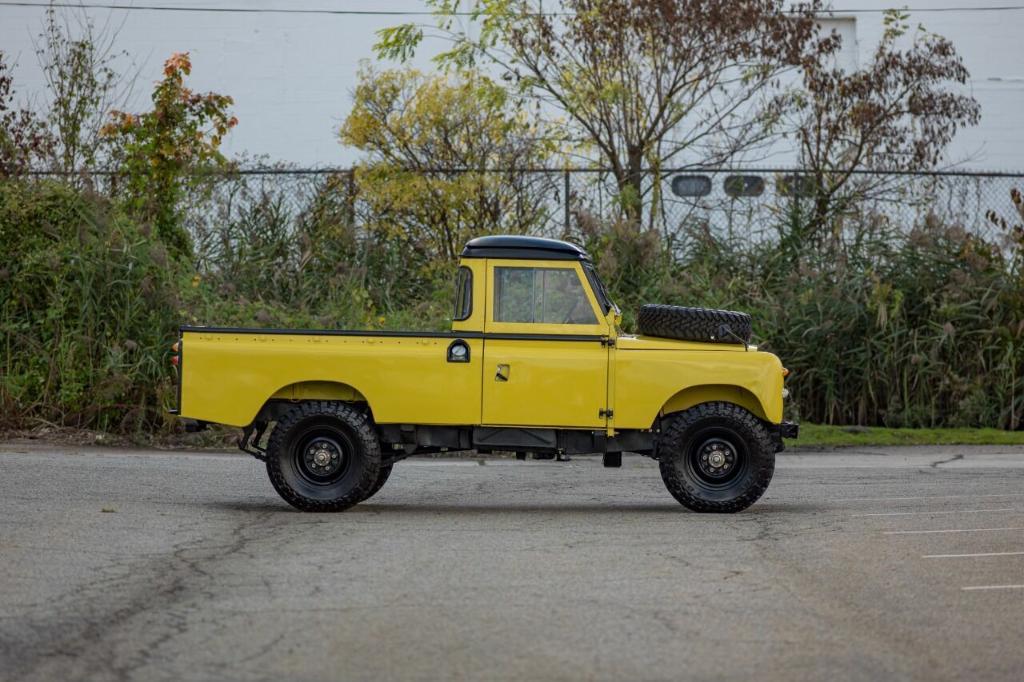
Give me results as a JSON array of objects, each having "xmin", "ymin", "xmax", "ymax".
[
  {"xmin": 494, "ymin": 267, "xmax": 598, "ymax": 325},
  {"xmin": 453, "ymin": 267, "xmax": 472, "ymax": 321}
]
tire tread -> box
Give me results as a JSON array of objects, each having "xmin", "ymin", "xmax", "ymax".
[
  {"xmin": 360, "ymin": 463, "xmax": 393, "ymax": 502},
  {"xmin": 265, "ymin": 401, "xmax": 381, "ymax": 512},
  {"xmin": 638, "ymin": 304, "xmax": 752, "ymax": 344},
  {"xmin": 658, "ymin": 401, "xmax": 774, "ymax": 513}
]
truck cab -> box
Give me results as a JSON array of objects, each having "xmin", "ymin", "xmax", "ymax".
[{"xmin": 453, "ymin": 236, "xmax": 616, "ymax": 429}]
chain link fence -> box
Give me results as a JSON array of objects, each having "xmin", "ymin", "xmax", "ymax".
[
  {"xmin": 26, "ymin": 166, "xmax": 1024, "ymax": 248},
  {"xmin": 171, "ymin": 166, "xmax": 1024, "ymax": 246},
  {"xmin": 636, "ymin": 168, "xmax": 1023, "ymax": 243}
]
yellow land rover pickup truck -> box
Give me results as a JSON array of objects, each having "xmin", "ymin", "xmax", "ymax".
[{"xmin": 172, "ymin": 236, "xmax": 797, "ymax": 513}]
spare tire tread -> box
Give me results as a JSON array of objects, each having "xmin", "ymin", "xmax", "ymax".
[{"xmin": 637, "ymin": 304, "xmax": 752, "ymax": 344}]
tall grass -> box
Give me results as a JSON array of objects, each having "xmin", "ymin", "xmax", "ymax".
[
  {"xmin": 182, "ymin": 171, "xmax": 453, "ymax": 331},
  {"xmin": 0, "ymin": 180, "xmax": 181, "ymax": 431}
]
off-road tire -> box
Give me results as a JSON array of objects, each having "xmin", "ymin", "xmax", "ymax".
[
  {"xmin": 638, "ymin": 304, "xmax": 752, "ymax": 344},
  {"xmin": 360, "ymin": 464, "xmax": 393, "ymax": 502},
  {"xmin": 658, "ymin": 402, "xmax": 774, "ymax": 513},
  {"xmin": 266, "ymin": 401, "xmax": 381, "ymax": 512}
]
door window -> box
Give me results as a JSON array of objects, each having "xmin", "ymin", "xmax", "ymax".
[{"xmin": 493, "ymin": 267, "xmax": 598, "ymax": 325}]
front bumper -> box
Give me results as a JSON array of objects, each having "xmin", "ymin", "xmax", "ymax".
[{"xmin": 769, "ymin": 421, "xmax": 799, "ymax": 453}]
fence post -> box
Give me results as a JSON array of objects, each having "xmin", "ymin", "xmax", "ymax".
[
  {"xmin": 564, "ymin": 169, "xmax": 570, "ymax": 234},
  {"xmin": 347, "ymin": 169, "xmax": 356, "ymax": 226}
]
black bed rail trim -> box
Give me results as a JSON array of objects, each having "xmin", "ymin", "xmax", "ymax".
[
  {"xmin": 179, "ymin": 325, "xmax": 609, "ymax": 342},
  {"xmin": 479, "ymin": 332, "xmax": 606, "ymax": 342}
]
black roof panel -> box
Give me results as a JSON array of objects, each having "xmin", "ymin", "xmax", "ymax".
[{"xmin": 461, "ymin": 235, "xmax": 589, "ymax": 261}]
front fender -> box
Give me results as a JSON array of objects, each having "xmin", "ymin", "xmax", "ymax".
[{"xmin": 613, "ymin": 348, "xmax": 784, "ymax": 428}]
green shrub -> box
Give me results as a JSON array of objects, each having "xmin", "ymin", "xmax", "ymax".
[{"xmin": 0, "ymin": 179, "xmax": 182, "ymax": 432}]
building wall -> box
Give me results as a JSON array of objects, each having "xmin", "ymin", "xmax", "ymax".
[
  {"xmin": 0, "ymin": 0, "xmax": 1021, "ymax": 169},
  {"xmin": 827, "ymin": 0, "xmax": 1024, "ymax": 170}
]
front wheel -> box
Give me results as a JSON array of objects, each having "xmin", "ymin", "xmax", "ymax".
[
  {"xmin": 265, "ymin": 401, "xmax": 381, "ymax": 512},
  {"xmin": 658, "ymin": 402, "xmax": 775, "ymax": 513}
]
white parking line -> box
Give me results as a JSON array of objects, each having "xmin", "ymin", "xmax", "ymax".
[
  {"xmin": 962, "ymin": 585, "xmax": 1024, "ymax": 591},
  {"xmin": 838, "ymin": 493, "xmax": 1024, "ymax": 502},
  {"xmin": 854, "ymin": 508, "xmax": 1016, "ymax": 517},
  {"xmin": 923, "ymin": 551, "xmax": 1024, "ymax": 559},
  {"xmin": 884, "ymin": 527, "xmax": 1024, "ymax": 535}
]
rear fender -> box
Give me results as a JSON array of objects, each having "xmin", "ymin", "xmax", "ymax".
[
  {"xmin": 252, "ymin": 381, "xmax": 371, "ymax": 425},
  {"xmin": 270, "ymin": 380, "xmax": 367, "ymax": 404}
]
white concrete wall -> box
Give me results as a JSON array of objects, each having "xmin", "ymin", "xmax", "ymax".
[
  {"xmin": 1, "ymin": 0, "xmax": 1021, "ymax": 169},
  {"xmin": 825, "ymin": 0, "xmax": 1024, "ymax": 170}
]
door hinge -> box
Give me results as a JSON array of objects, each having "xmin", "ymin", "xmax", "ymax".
[
  {"xmin": 599, "ymin": 408, "xmax": 614, "ymax": 419},
  {"xmin": 601, "ymin": 337, "xmax": 616, "ymax": 347}
]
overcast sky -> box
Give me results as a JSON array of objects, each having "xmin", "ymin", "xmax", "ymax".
[{"xmin": 1, "ymin": 1, "xmax": 1022, "ymax": 170}]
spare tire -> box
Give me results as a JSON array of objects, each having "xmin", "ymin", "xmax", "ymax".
[{"xmin": 637, "ymin": 304, "xmax": 752, "ymax": 344}]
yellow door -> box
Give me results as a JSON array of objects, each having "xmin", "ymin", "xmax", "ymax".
[
  {"xmin": 482, "ymin": 338, "xmax": 608, "ymax": 427},
  {"xmin": 481, "ymin": 260, "xmax": 611, "ymax": 428}
]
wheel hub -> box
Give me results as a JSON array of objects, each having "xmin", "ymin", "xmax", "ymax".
[
  {"xmin": 696, "ymin": 438, "xmax": 737, "ymax": 479},
  {"xmin": 303, "ymin": 437, "xmax": 343, "ymax": 477}
]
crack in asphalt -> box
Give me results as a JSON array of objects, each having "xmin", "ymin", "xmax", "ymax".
[
  {"xmin": 931, "ymin": 454, "xmax": 965, "ymax": 468},
  {"xmin": 5, "ymin": 510, "xmax": 279, "ymax": 682}
]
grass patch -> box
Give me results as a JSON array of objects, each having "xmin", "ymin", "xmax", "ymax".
[{"xmin": 795, "ymin": 423, "xmax": 1024, "ymax": 448}]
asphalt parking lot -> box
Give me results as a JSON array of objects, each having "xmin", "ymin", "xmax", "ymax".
[{"xmin": 1, "ymin": 443, "xmax": 1023, "ymax": 681}]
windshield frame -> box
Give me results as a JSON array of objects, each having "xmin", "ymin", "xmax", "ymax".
[{"xmin": 582, "ymin": 260, "xmax": 617, "ymax": 315}]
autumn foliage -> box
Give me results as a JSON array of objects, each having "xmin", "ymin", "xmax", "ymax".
[
  {"xmin": 341, "ymin": 67, "xmax": 555, "ymax": 264},
  {"xmin": 102, "ymin": 52, "xmax": 237, "ymax": 255}
]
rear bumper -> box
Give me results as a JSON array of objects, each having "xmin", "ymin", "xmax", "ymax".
[{"xmin": 779, "ymin": 421, "xmax": 799, "ymax": 439}]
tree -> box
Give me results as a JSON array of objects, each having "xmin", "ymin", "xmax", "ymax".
[
  {"xmin": 786, "ymin": 10, "xmax": 981, "ymax": 241},
  {"xmin": 0, "ymin": 51, "xmax": 52, "ymax": 177},
  {"xmin": 35, "ymin": 5, "xmax": 132, "ymax": 175},
  {"xmin": 376, "ymin": 0, "xmax": 836, "ymax": 223},
  {"xmin": 340, "ymin": 65, "xmax": 557, "ymax": 265},
  {"xmin": 102, "ymin": 52, "xmax": 236, "ymax": 257}
]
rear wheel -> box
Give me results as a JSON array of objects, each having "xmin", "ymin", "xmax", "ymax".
[
  {"xmin": 265, "ymin": 401, "xmax": 381, "ymax": 512},
  {"xmin": 360, "ymin": 463, "xmax": 393, "ymax": 502},
  {"xmin": 658, "ymin": 402, "xmax": 774, "ymax": 513}
]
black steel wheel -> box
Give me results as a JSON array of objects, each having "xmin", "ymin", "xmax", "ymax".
[
  {"xmin": 265, "ymin": 401, "xmax": 381, "ymax": 512},
  {"xmin": 689, "ymin": 436, "xmax": 746, "ymax": 486},
  {"xmin": 658, "ymin": 402, "xmax": 774, "ymax": 513}
]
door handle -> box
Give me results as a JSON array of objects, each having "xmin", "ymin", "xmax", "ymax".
[{"xmin": 495, "ymin": 364, "xmax": 510, "ymax": 382}]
